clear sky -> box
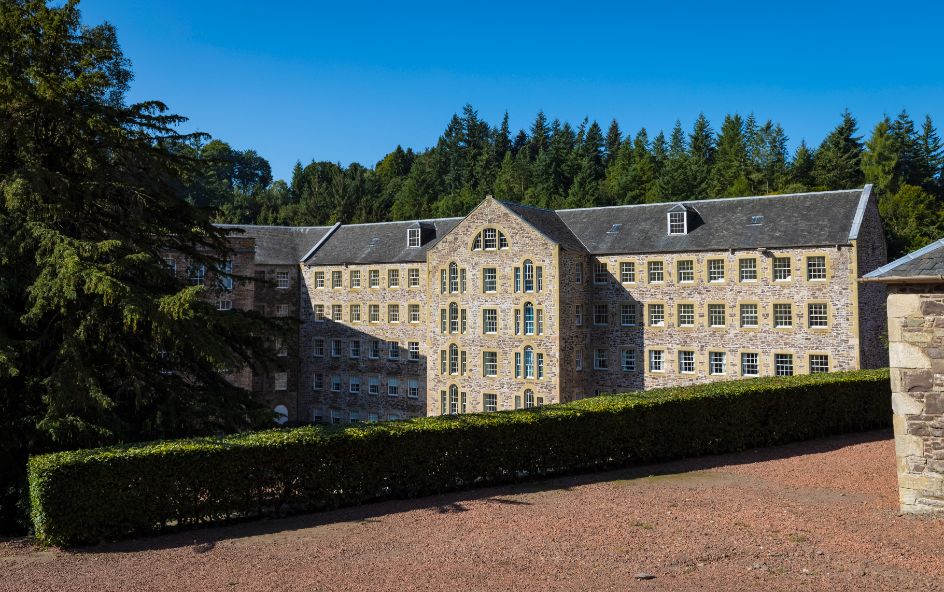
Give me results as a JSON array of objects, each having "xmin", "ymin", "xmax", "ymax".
[{"xmin": 80, "ymin": 1, "xmax": 944, "ymax": 182}]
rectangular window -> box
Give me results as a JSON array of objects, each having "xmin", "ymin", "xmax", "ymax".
[
  {"xmin": 331, "ymin": 304, "xmax": 342, "ymax": 321},
  {"xmin": 809, "ymin": 354, "xmax": 829, "ymax": 374},
  {"xmin": 408, "ymin": 341, "xmax": 420, "ymax": 361},
  {"xmin": 276, "ymin": 304, "xmax": 290, "ymax": 318},
  {"xmin": 388, "ymin": 269, "xmax": 400, "ymax": 288},
  {"xmin": 387, "ymin": 341, "xmax": 399, "ymax": 360},
  {"xmin": 483, "ymin": 309, "xmax": 498, "ymax": 334},
  {"xmin": 707, "ymin": 259, "xmax": 725, "ymax": 282},
  {"xmin": 409, "ymin": 303, "xmax": 420, "ymax": 323},
  {"xmin": 349, "ymin": 340, "xmax": 360, "ymax": 359},
  {"xmin": 648, "ymin": 303, "xmax": 665, "ymax": 327},
  {"xmin": 388, "ymin": 304, "xmax": 400, "ymax": 323},
  {"xmin": 369, "ymin": 269, "xmax": 380, "ymax": 288},
  {"xmin": 313, "ymin": 304, "xmax": 325, "ymax": 321},
  {"xmin": 369, "ymin": 304, "xmax": 380, "ymax": 323},
  {"xmin": 537, "ymin": 353, "xmax": 544, "ymax": 379},
  {"xmin": 739, "ymin": 258, "xmax": 757, "ymax": 282},
  {"xmin": 677, "ymin": 260, "xmax": 694, "ymax": 283},
  {"xmin": 408, "ymin": 227, "xmax": 421, "ymax": 247},
  {"xmin": 331, "ymin": 270, "xmax": 342, "ymax": 289},
  {"xmin": 575, "ymin": 262, "xmax": 583, "ymax": 283},
  {"xmin": 576, "ymin": 349, "xmax": 584, "ymax": 371},
  {"xmin": 483, "ymin": 351, "xmax": 498, "ymax": 376},
  {"xmin": 594, "ymin": 262, "xmax": 608, "ymax": 284},
  {"xmin": 217, "ymin": 260, "xmax": 234, "ymax": 291},
  {"xmin": 774, "ymin": 303, "xmax": 793, "ymax": 328},
  {"xmin": 808, "ymin": 303, "xmax": 828, "ymax": 328},
  {"xmin": 331, "ymin": 339, "xmax": 342, "ymax": 358},
  {"xmin": 482, "ymin": 267, "xmax": 497, "ymax": 292},
  {"xmin": 514, "ymin": 351, "xmax": 521, "ymax": 378},
  {"xmin": 514, "ymin": 309, "xmax": 521, "ymax": 335},
  {"xmin": 408, "ymin": 268, "xmax": 420, "ymax": 287},
  {"xmin": 679, "ymin": 350, "xmax": 695, "ymax": 373},
  {"xmin": 328, "ymin": 375, "xmax": 340, "ymax": 392},
  {"xmin": 620, "ymin": 262, "xmax": 636, "ymax": 283},
  {"xmin": 276, "ymin": 271, "xmax": 290, "ymax": 289},
  {"xmin": 709, "ymin": 351, "xmax": 726, "ymax": 375},
  {"xmin": 668, "ymin": 211, "xmax": 686, "ymax": 234},
  {"xmin": 387, "ymin": 378, "xmax": 399, "ymax": 397},
  {"xmin": 594, "ymin": 349, "xmax": 608, "ymax": 370},
  {"xmin": 313, "ymin": 338, "xmax": 324, "ymax": 357},
  {"xmin": 741, "ymin": 352, "xmax": 759, "ymax": 376},
  {"xmin": 575, "ymin": 304, "xmax": 583, "ymax": 326},
  {"xmin": 621, "ymin": 303, "xmax": 637, "ymax": 326},
  {"xmin": 408, "ymin": 379, "xmax": 419, "ymax": 398},
  {"xmin": 483, "ymin": 228, "xmax": 497, "ymax": 249},
  {"xmin": 594, "ymin": 304, "xmax": 609, "ymax": 325},
  {"xmin": 441, "ymin": 269, "xmax": 447, "ymax": 294},
  {"xmin": 621, "ymin": 349, "xmax": 636, "ymax": 372},
  {"xmin": 648, "ymin": 350, "xmax": 664, "ymax": 372},
  {"xmin": 217, "ymin": 299, "xmax": 232, "ymax": 311},
  {"xmin": 648, "ymin": 261, "xmax": 664, "ymax": 283},
  {"xmin": 775, "ymin": 353, "xmax": 794, "ymax": 376},
  {"xmin": 314, "ymin": 271, "xmax": 325, "ymax": 289},
  {"xmin": 350, "ymin": 304, "xmax": 361, "ymax": 322},
  {"xmin": 484, "ymin": 393, "xmax": 497, "ymax": 412},
  {"xmin": 350, "ymin": 269, "xmax": 361, "ymax": 288},
  {"xmin": 773, "ymin": 257, "xmax": 792, "ymax": 281},
  {"xmin": 514, "ymin": 267, "xmax": 521, "ymax": 292},
  {"xmin": 368, "ymin": 377, "xmax": 380, "ymax": 395},
  {"xmin": 349, "ymin": 376, "xmax": 361, "ymax": 394},
  {"xmin": 708, "ymin": 303, "xmax": 726, "ymax": 327},
  {"xmin": 274, "ymin": 338, "xmax": 287, "ymax": 357},
  {"xmin": 740, "ymin": 303, "xmax": 758, "ymax": 328},
  {"xmin": 807, "ymin": 256, "xmax": 827, "ymax": 280},
  {"xmin": 677, "ymin": 304, "xmax": 695, "ymax": 327},
  {"xmin": 368, "ymin": 340, "xmax": 380, "ymax": 359},
  {"xmin": 313, "ymin": 372, "xmax": 323, "ymax": 391}
]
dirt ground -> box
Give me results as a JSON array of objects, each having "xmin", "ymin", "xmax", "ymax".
[{"xmin": 2, "ymin": 430, "xmax": 943, "ymax": 592}]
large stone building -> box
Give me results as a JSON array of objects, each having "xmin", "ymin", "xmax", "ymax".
[{"xmin": 206, "ymin": 186, "xmax": 888, "ymax": 423}]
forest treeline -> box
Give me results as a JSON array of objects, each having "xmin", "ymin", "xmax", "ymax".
[{"xmin": 189, "ymin": 106, "xmax": 944, "ymax": 259}]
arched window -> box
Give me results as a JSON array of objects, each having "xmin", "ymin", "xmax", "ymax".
[
  {"xmin": 449, "ymin": 344, "xmax": 459, "ymax": 374},
  {"xmin": 524, "ymin": 346, "xmax": 534, "ymax": 379},
  {"xmin": 483, "ymin": 228, "xmax": 497, "ymax": 249},
  {"xmin": 523, "ymin": 260, "xmax": 534, "ymax": 292},
  {"xmin": 449, "ymin": 262, "xmax": 459, "ymax": 293},
  {"xmin": 472, "ymin": 228, "xmax": 509, "ymax": 251},
  {"xmin": 524, "ymin": 303, "xmax": 535, "ymax": 335},
  {"xmin": 449, "ymin": 384, "xmax": 459, "ymax": 414},
  {"xmin": 274, "ymin": 404, "xmax": 289, "ymax": 425},
  {"xmin": 524, "ymin": 389, "xmax": 535, "ymax": 408},
  {"xmin": 472, "ymin": 234, "xmax": 482, "ymax": 250},
  {"xmin": 449, "ymin": 302, "xmax": 459, "ymax": 333}
]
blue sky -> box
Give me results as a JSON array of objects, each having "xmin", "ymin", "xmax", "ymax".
[{"xmin": 80, "ymin": 1, "xmax": 944, "ymax": 181}]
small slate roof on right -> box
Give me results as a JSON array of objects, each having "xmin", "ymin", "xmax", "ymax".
[{"xmin": 863, "ymin": 238, "xmax": 944, "ymax": 282}]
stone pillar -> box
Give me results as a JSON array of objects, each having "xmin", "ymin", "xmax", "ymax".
[{"xmin": 887, "ymin": 287, "xmax": 944, "ymax": 513}]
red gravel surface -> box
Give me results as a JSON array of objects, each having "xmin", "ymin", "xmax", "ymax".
[{"xmin": 3, "ymin": 430, "xmax": 943, "ymax": 592}]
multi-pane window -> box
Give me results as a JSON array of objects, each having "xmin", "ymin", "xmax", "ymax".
[
  {"xmin": 331, "ymin": 304, "xmax": 342, "ymax": 321},
  {"xmin": 594, "ymin": 349, "xmax": 608, "ymax": 370},
  {"xmin": 575, "ymin": 262, "xmax": 583, "ymax": 283},
  {"xmin": 524, "ymin": 347, "xmax": 536, "ymax": 378},
  {"xmin": 274, "ymin": 372, "xmax": 289, "ymax": 391},
  {"xmin": 350, "ymin": 270, "xmax": 361, "ymax": 288},
  {"xmin": 621, "ymin": 349, "xmax": 636, "ymax": 372},
  {"xmin": 329, "ymin": 374, "xmax": 340, "ymax": 392},
  {"xmin": 620, "ymin": 262, "xmax": 636, "ymax": 283},
  {"xmin": 444, "ymin": 305, "xmax": 466, "ymax": 334},
  {"xmin": 314, "ymin": 271, "xmax": 325, "ymax": 288},
  {"xmin": 740, "ymin": 303, "xmax": 758, "ymax": 328},
  {"xmin": 368, "ymin": 340, "xmax": 380, "ymax": 359},
  {"xmin": 276, "ymin": 271, "xmax": 290, "ymax": 289},
  {"xmin": 649, "ymin": 350, "xmax": 664, "ymax": 372},
  {"xmin": 775, "ymin": 353, "xmax": 794, "ymax": 376},
  {"xmin": 594, "ymin": 304, "xmax": 609, "ymax": 325},
  {"xmin": 349, "ymin": 340, "xmax": 360, "ymax": 359},
  {"xmin": 575, "ymin": 304, "xmax": 583, "ymax": 326},
  {"xmin": 313, "ymin": 304, "xmax": 325, "ymax": 321},
  {"xmin": 484, "ymin": 393, "xmax": 498, "ymax": 412},
  {"xmin": 369, "ymin": 269, "xmax": 380, "ymax": 288},
  {"xmin": 448, "ymin": 345, "xmax": 460, "ymax": 375},
  {"xmin": 369, "ymin": 304, "xmax": 380, "ymax": 323},
  {"xmin": 483, "ymin": 267, "xmax": 497, "ymax": 292},
  {"xmin": 709, "ymin": 351, "xmax": 726, "ymax": 375},
  {"xmin": 679, "ymin": 350, "xmax": 695, "ymax": 373},
  {"xmin": 807, "ymin": 256, "xmax": 827, "ymax": 280},
  {"xmin": 408, "ymin": 227, "xmax": 421, "ymax": 247},
  {"xmin": 524, "ymin": 390, "xmax": 536, "ymax": 409},
  {"xmin": 408, "ymin": 341, "xmax": 420, "ymax": 361},
  {"xmin": 408, "ymin": 268, "xmax": 420, "ymax": 287},
  {"xmin": 483, "ymin": 228, "xmax": 498, "ymax": 250},
  {"xmin": 621, "ymin": 303, "xmax": 637, "ymax": 326},
  {"xmin": 368, "ymin": 377, "xmax": 380, "ymax": 395},
  {"xmin": 217, "ymin": 299, "xmax": 232, "ymax": 311},
  {"xmin": 524, "ymin": 303, "xmax": 536, "ymax": 335},
  {"xmin": 576, "ymin": 349, "xmax": 584, "ymax": 371},
  {"xmin": 808, "ymin": 303, "xmax": 828, "ymax": 328},
  {"xmin": 648, "ymin": 303, "xmax": 665, "ymax": 326},
  {"xmin": 809, "ymin": 354, "xmax": 829, "ymax": 374},
  {"xmin": 387, "ymin": 341, "xmax": 399, "ymax": 360},
  {"xmin": 313, "ymin": 338, "xmax": 324, "ymax": 357},
  {"xmin": 773, "ymin": 257, "xmax": 792, "ymax": 281},
  {"xmin": 677, "ymin": 260, "xmax": 694, "ymax": 283},
  {"xmin": 387, "ymin": 378, "xmax": 399, "ymax": 396},
  {"xmin": 189, "ymin": 263, "xmax": 206, "ymax": 285},
  {"xmin": 483, "ymin": 351, "xmax": 498, "ymax": 377},
  {"xmin": 739, "ymin": 258, "xmax": 757, "ymax": 282},
  {"xmin": 349, "ymin": 377, "xmax": 361, "ymax": 394},
  {"xmin": 217, "ymin": 260, "xmax": 234, "ymax": 291},
  {"xmin": 708, "ymin": 304, "xmax": 726, "ymax": 327},
  {"xmin": 523, "ymin": 260, "xmax": 536, "ymax": 292},
  {"xmin": 594, "ymin": 262, "xmax": 609, "ymax": 284},
  {"xmin": 409, "ymin": 303, "xmax": 420, "ymax": 323},
  {"xmin": 388, "ymin": 269, "xmax": 400, "ymax": 288},
  {"xmin": 276, "ymin": 304, "xmax": 289, "ymax": 317},
  {"xmin": 313, "ymin": 373, "xmax": 323, "ymax": 390},
  {"xmin": 677, "ymin": 304, "xmax": 695, "ymax": 327},
  {"xmin": 483, "ymin": 309, "xmax": 498, "ymax": 334},
  {"xmin": 741, "ymin": 352, "xmax": 759, "ymax": 376},
  {"xmin": 331, "ymin": 270, "xmax": 342, "ymax": 289},
  {"xmin": 408, "ymin": 380, "xmax": 419, "ymax": 398},
  {"xmin": 331, "ymin": 339, "xmax": 342, "ymax": 358},
  {"xmin": 388, "ymin": 303, "xmax": 400, "ymax": 323},
  {"xmin": 449, "ymin": 263, "xmax": 460, "ymax": 293},
  {"xmin": 350, "ymin": 304, "xmax": 361, "ymax": 322},
  {"xmin": 707, "ymin": 259, "xmax": 725, "ymax": 282},
  {"xmin": 648, "ymin": 261, "xmax": 664, "ymax": 283},
  {"xmin": 774, "ymin": 303, "xmax": 793, "ymax": 328},
  {"xmin": 668, "ymin": 211, "xmax": 686, "ymax": 234}
]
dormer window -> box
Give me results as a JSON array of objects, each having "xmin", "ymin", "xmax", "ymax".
[
  {"xmin": 407, "ymin": 228, "xmax": 421, "ymax": 248},
  {"xmin": 667, "ymin": 207, "xmax": 688, "ymax": 235}
]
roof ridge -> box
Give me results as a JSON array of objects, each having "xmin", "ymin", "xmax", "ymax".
[
  {"xmin": 554, "ymin": 187, "xmax": 864, "ymax": 213},
  {"xmin": 215, "ymin": 223, "xmax": 332, "ymax": 230},
  {"xmin": 330, "ymin": 217, "xmax": 464, "ymax": 228}
]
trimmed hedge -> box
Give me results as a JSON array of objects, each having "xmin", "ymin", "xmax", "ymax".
[{"xmin": 29, "ymin": 369, "xmax": 890, "ymax": 546}]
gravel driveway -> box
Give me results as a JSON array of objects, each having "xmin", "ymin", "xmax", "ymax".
[{"xmin": 3, "ymin": 430, "xmax": 942, "ymax": 592}]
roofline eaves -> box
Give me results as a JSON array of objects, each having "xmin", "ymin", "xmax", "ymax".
[
  {"xmin": 847, "ymin": 184, "xmax": 873, "ymax": 241},
  {"xmin": 862, "ymin": 237, "xmax": 944, "ymax": 280}
]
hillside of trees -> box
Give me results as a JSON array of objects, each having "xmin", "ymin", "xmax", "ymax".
[{"xmin": 192, "ymin": 106, "xmax": 944, "ymax": 259}]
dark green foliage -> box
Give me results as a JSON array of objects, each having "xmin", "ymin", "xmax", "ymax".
[
  {"xmin": 30, "ymin": 369, "xmax": 890, "ymax": 547},
  {"xmin": 813, "ymin": 110, "xmax": 864, "ymax": 190}
]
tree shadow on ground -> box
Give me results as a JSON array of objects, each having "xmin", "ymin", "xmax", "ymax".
[{"xmin": 64, "ymin": 429, "xmax": 891, "ymax": 555}]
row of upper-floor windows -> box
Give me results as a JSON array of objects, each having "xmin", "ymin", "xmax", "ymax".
[
  {"xmin": 313, "ymin": 338, "xmax": 421, "ymax": 362},
  {"xmin": 440, "ymin": 387, "xmax": 543, "ymax": 415},
  {"xmin": 436, "ymin": 346, "xmax": 546, "ymax": 379},
  {"xmin": 440, "ymin": 303, "xmax": 544, "ymax": 335},
  {"xmin": 314, "ymin": 268, "xmax": 422, "ymax": 290},
  {"xmin": 577, "ymin": 348, "xmax": 829, "ymax": 376},
  {"xmin": 576, "ymin": 301, "xmax": 832, "ymax": 330},
  {"xmin": 312, "ymin": 372, "xmax": 420, "ymax": 398},
  {"xmin": 579, "ymin": 255, "xmax": 830, "ymax": 285},
  {"xmin": 165, "ymin": 258, "xmax": 242, "ymax": 290},
  {"xmin": 314, "ymin": 303, "xmax": 422, "ymax": 324},
  {"xmin": 313, "ymin": 410, "xmax": 403, "ymax": 425},
  {"xmin": 439, "ymin": 261, "xmax": 545, "ymax": 294}
]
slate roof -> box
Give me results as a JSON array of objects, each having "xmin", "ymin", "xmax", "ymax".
[
  {"xmin": 554, "ymin": 188, "xmax": 868, "ymax": 255},
  {"xmin": 863, "ymin": 238, "xmax": 944, "ymax": 283},
  {"xmin": 500, "ymin": 201, "xmax": 587, "ymax": 252},
  {"xmin": 216, "ymin": 224, "xmax": 333, "ymax": 265},
  {"xmin": 303, "ymin": 218, "xmax": 463, "ymax": 265}
]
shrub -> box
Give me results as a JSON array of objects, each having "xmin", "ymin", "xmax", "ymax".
[{"xmin": 29, "ymin": 369, "xmax": 890, "ymax": 546}]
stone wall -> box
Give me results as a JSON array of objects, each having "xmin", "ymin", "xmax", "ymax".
[
  {"xmin": 855, "ymin": 193, "xmax": 890, "ymax": 369},
  {"xmin": 887, "ymin": 285, "xmax": 944, "ymax": 513}
]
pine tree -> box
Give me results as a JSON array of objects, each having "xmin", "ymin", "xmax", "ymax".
[
  {"xmin": 529, "ymin": 110, "xmax": 550, "ymax": 159},
  {"xmin": 494, "ymin": 111, "xmax": 512, "ymax": 160},
  {"xmin": 568, "ymin": 121, "xmax": 606, "ymax": 206},
  {"xmin": 890, "ymin": 110, "xmax": 921, "ymax": 187},
  {"xmin": 656, "ymin": 120, "xmax": 694, "ymax": 200},
  {"xmin": 861, "ymin": 117, "xmax": 899, "ymax": 195},
  {"xmin": 812, "ymin": 110, "xmax": 864, "ymax": 189},
  {"xmin": 687, "ymin": 113, "xmax": 714, "ymax": 196},
  {"xmin": 604, "ymin": 119, "xmax": 622, "ymax": 166},
  {"xmin": 788, "ymin": 140, "xmax": 815, "ymax": 190},
  {"xmin": 916, "ymin": 115, "xmax": 943, "ymax": 196},
  {"xmin": 709, "ymin": 114, "xmax": 749, "ymax": 197}
]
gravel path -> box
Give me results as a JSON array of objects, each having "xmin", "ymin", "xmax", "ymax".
[{"xmin": 3, "ymin": 430, "xmax": 943, "ymax": 592}]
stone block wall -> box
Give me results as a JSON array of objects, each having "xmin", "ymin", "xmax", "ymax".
[{"xmin": 887, "ymin": 285, "xmax": 944, "ymax": 513}]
